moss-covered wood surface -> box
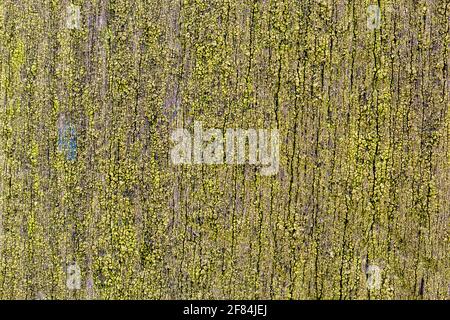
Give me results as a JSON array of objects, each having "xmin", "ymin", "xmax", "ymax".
[{"xmin": 0, "ymin": 0, "xmax": 449, "ymax": 299}]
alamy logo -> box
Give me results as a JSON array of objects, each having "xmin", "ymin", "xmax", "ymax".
[
  {"xmin": 367, "ymin": 5, "xmax": 381, "ymax": 30},
  {"xmin": 365, "ymin": 265, "xmax": 381, "ymax": 290},
  {"xmin": 66, "ymin": 262, "xmax": 81, "ymax": 290},
  {"xmin": 170, "ymin": 121, "xmax": 279, "ymax": 176},
  {"xmin": 66, "ymin": 4, "xmax": 81, "ymax": 30}
]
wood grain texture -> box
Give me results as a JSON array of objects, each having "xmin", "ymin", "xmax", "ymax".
[{"xmin": 0, "ymin": 0, "xmax": 448, "ymax": 299}]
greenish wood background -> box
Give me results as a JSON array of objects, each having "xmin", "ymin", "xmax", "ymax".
[{"xmin": 0, "ymin": 0, "xmax": 449, "ymax": 299}]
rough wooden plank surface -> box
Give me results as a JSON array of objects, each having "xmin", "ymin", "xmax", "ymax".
[{"xmin": 0, "ymin": 0, "xmax": 448, "ymax": 299}]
